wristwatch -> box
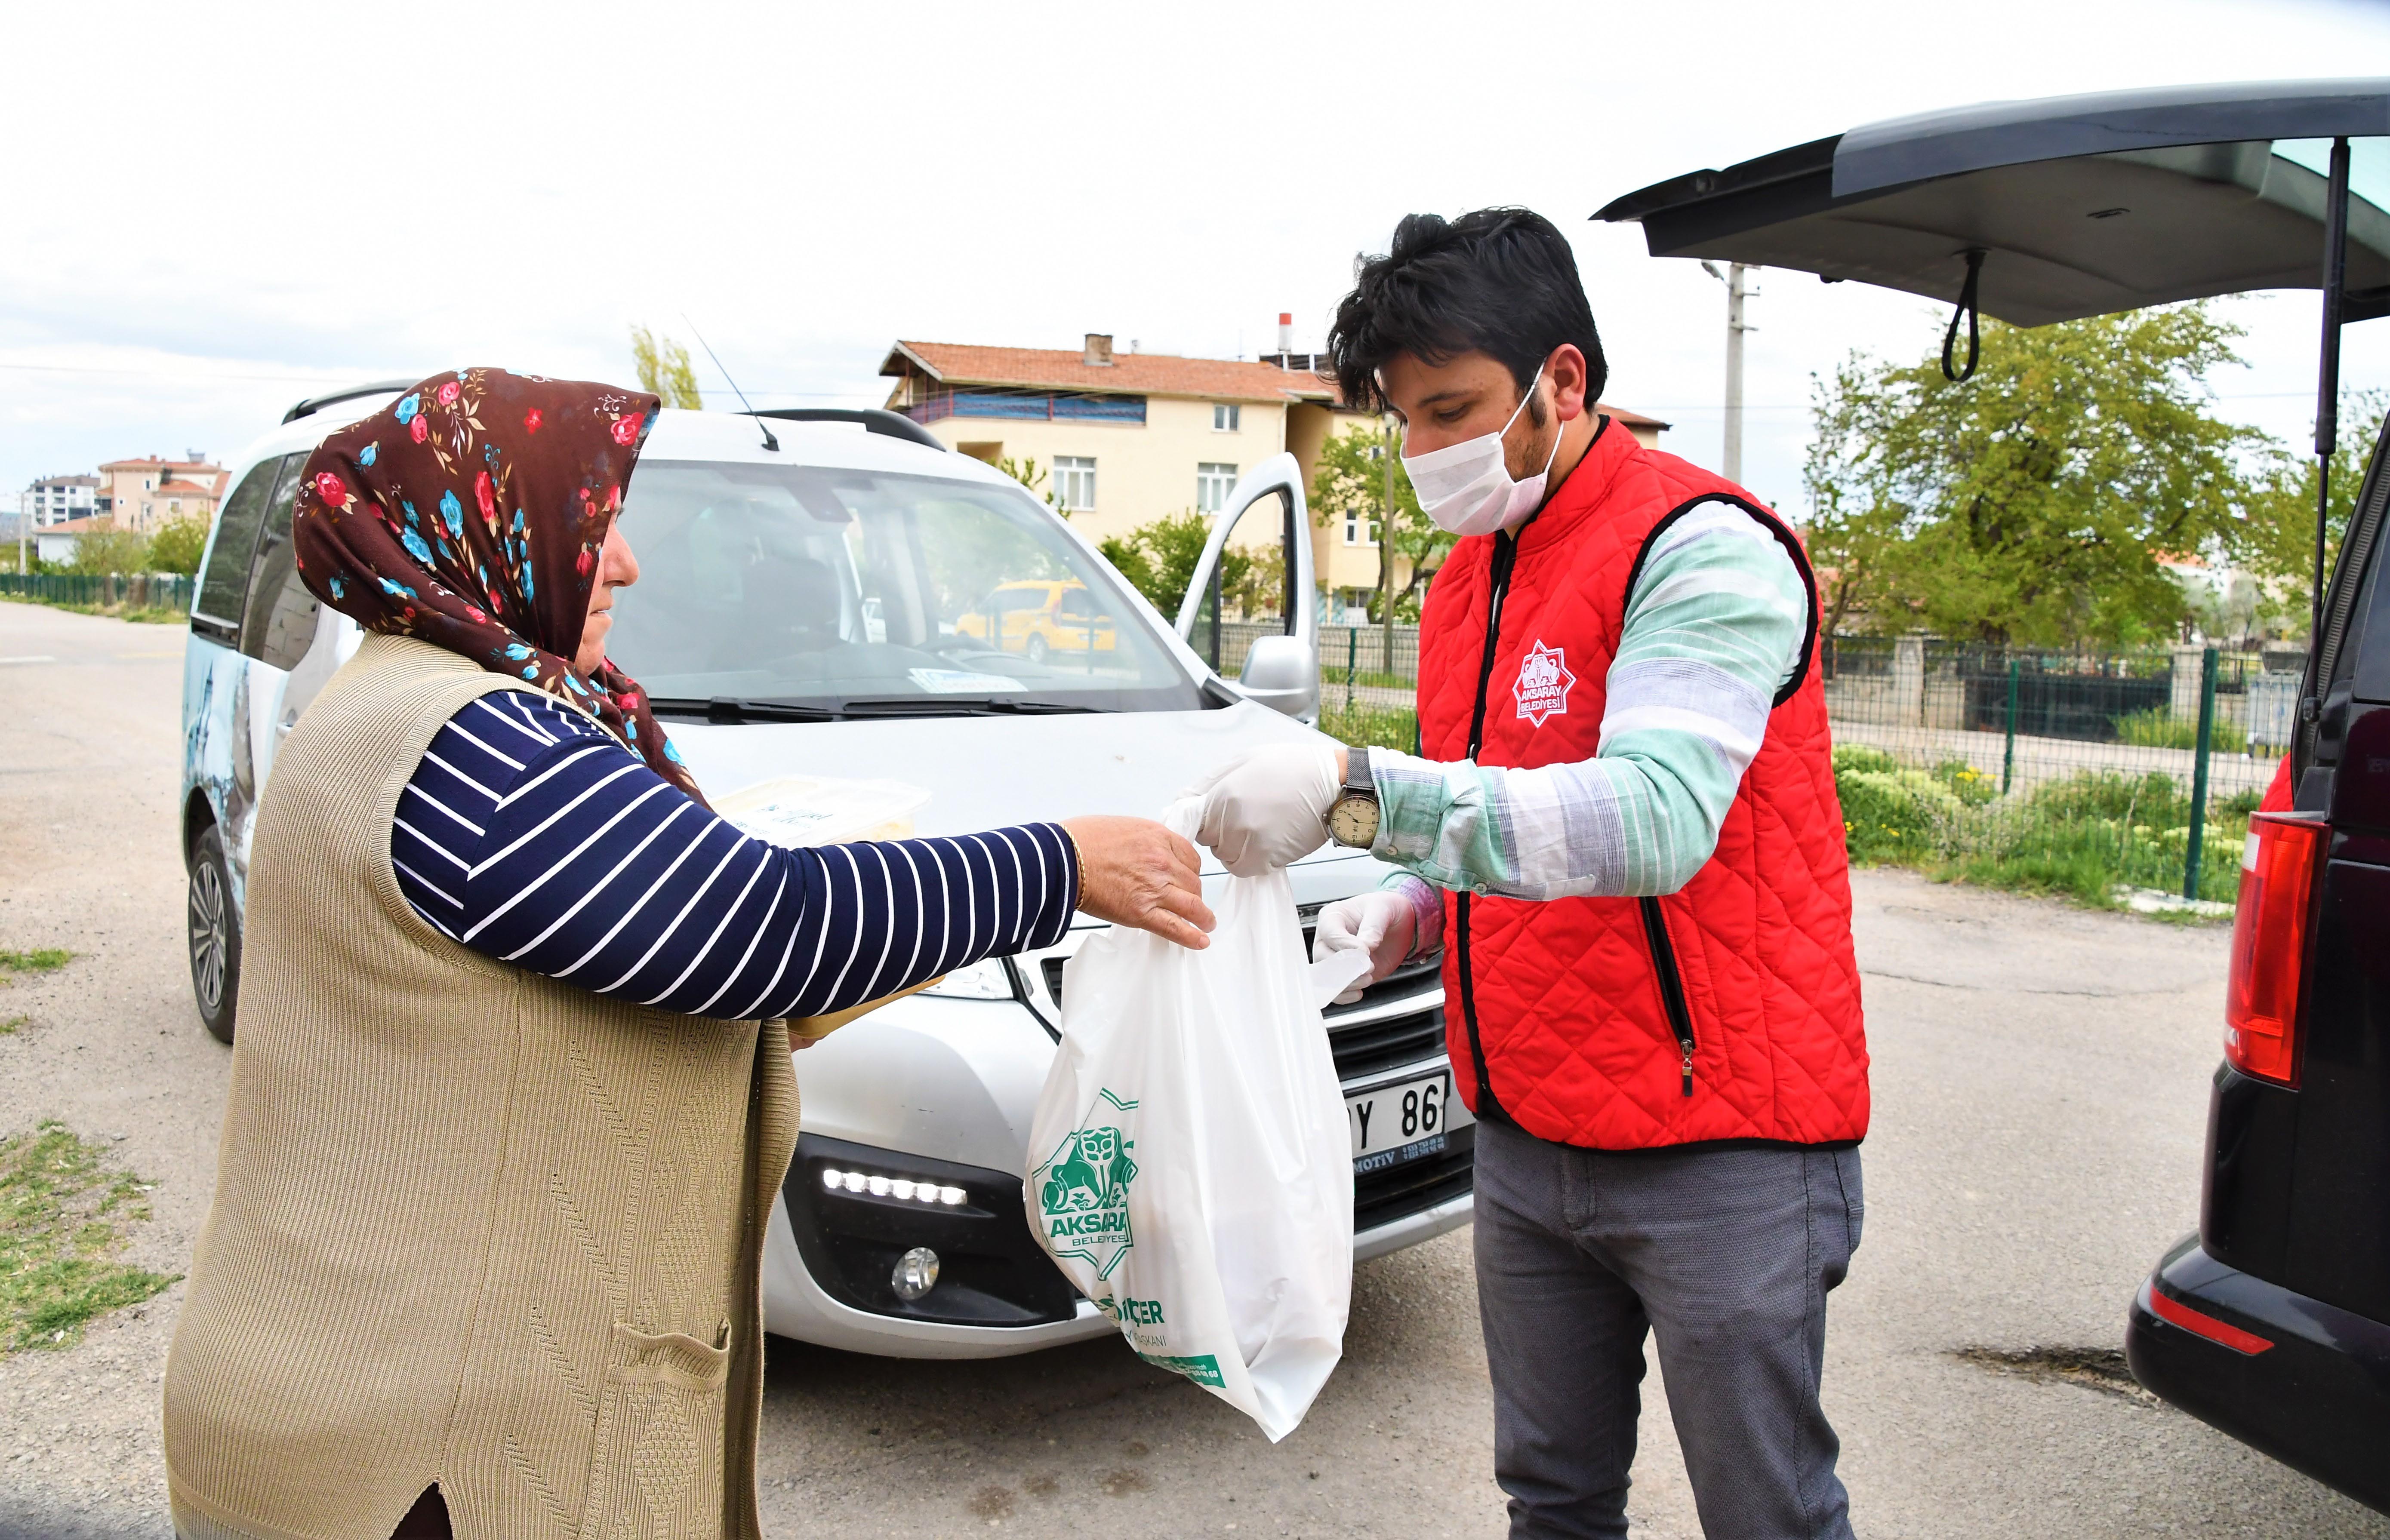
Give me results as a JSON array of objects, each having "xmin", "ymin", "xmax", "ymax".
[{"xmin": 1327, "ymin": 746, "xmax": 1380, "ymax": 848}]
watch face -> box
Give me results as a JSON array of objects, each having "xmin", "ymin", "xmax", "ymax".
[{"xmin": 1328, "ymin": 795, "xmax": 1379, "ymax": 848}]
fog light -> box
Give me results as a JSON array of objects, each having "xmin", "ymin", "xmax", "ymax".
[
  {"xmin": 891, "ymin": 1179, "xmax": 917, "ymax": 1200},
  {"xmin": 892, "ymin": 1246, "xmax": 939, "ymax": 1301},
  {"xmin": 867, "ymin": 1175, "xmax": 893, "ymax": 1197},
  {"xmin": 937, "ymin": 1185, "xmax": 965, "ymax": 1205},
  {"xmin": 842, "ymin": 1171, "xmax": 866, "ymax": 1193},
  {"xmin": 821, "ymin": 1167, "xmax": 845, "ymax": 1190}
]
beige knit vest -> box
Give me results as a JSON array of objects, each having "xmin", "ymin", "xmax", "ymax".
[{"xmin": 163, "ymin": 634, "xmax": 797, "ymax": 1540}]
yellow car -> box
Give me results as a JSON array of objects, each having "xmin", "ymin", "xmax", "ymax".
[{"xmin": 955, "ymin": 580, "xmax": 1118, "ymax": 663}]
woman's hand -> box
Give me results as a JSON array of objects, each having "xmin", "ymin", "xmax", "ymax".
[{"xmin": 1063, "ymin": 815, "xmax": 1216, "ymax": 949}]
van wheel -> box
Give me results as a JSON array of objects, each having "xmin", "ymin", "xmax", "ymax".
[
  {"xmin": 188, "ymin": 825, "xmax": 241, "ymax": 1044},
  {"xmin": 1026, "ymin": 634, "xmax": 1050, "ymax": 664}
]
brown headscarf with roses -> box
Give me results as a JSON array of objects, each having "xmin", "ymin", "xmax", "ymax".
[{"xmin": 291, "ymin": 367, "xmax": 706, "ymax": 804}]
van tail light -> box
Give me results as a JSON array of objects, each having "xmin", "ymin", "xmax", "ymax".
[{"xmin": 2224, "ymin": 812, "xmax": 2326, "ymax": 1086}]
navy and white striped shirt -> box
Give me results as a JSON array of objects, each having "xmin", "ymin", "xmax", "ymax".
[{"xmin": 391, "ymin": 692, "xmax": 1078, "ymax": 1021}]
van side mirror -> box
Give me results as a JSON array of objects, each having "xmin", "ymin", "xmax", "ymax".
[{"xmin": 1237, "ymin": 635, "xmax": 1319, "ymax": 720}]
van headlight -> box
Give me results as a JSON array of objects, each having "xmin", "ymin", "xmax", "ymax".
[{"xmin": 920, "ymin": 959, "xmax": 1017, "ymax": 1001}]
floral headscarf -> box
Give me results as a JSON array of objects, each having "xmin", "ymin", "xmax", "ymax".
[{"xmin": 291, "ymin": 367, "xmax": 705, "ymax": 804}]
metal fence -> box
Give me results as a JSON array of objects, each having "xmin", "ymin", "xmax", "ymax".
[
  {"xmin": 0, "ymin": 571, "xmax": 196, "ymax": 613},
  {"xmin": 1820, "ymin": 638, "xmax": 2285, "ymax": 904},
  {"xmin": 1307, "ymin": 627, "xmax": 2286, "ymax": 905}
]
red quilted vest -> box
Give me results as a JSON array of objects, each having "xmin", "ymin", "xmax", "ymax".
[{"xmin": 1416, "ymin": 418, "xmax": 1869, "ymax": 1150}]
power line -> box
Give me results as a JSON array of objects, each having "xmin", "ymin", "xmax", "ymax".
[{"xmin": 0, "ymin": 360, "xmax": 866, "ymax": 397}]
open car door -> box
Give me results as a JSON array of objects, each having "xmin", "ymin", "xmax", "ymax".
[{"xmin": 1175, "ymin": 451, "xmax": 1321, "ymax": 722}]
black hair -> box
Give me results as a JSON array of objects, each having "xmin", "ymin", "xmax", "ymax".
[{"xmin": 1327, "ymin": 207, "xmax": 1607, "ymax": 416}]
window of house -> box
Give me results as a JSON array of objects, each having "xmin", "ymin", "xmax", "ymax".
[
  {"xmin": 1196, "ymin": 463, "xmax": 1238, "ymax": 514},
  {"xmin": 1343, "ymin": 512, "xmax": 1377, "ymax": 545},
  {"xmin": 1054, "ymin": 456, "xmax": 1096, "ymax": 512},
  {"xmin": 1213, "ymin": 403, "xmax": 1240, "ymax": 432}
]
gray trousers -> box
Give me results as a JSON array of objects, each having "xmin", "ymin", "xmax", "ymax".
[{"xmin": 1472, "ymin": 1119, "xmax": 1863, "ymax": 1540}]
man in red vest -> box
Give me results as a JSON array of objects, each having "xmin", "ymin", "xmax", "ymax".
[{"xmin": 1191, "ymin": 208, "xmax": 1868, "ymax": 1539}]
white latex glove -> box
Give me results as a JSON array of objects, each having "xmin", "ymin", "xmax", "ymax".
[
  {"xmin": 1183, "ymin": 742, "xmax": 1342, "ymax": 877},
  {"xmin": 1311, "ymin": 891, "xmax": 1417, "ymax": 1005}
]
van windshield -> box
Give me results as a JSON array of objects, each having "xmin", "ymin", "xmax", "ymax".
[{"xmin": 606, "ymin": 460, "xmax": 1204, "ymax": 714}]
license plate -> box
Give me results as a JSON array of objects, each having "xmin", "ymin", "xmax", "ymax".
[{"xmin": 1348, "ymin": 1070, "xmax": 1456, "ymax": 1174}]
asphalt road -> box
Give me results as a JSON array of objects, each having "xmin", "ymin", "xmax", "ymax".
[{"xmin": 0, "ymin": 599, "xmax": 2383, "ymax": 1539}]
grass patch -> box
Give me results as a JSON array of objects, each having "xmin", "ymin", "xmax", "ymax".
[
  {"xmin": 1318, "ymin": 700, "xmax": 1420, "ymax": 753},
  {"xmin": 2112, "ymin": 705, "xmax": 2249, "ymax": 754},
  {"xmin": 0, "ymin": 949, "xmax": 71, "ymax": 977},
  {"xmin": 0, "ymin": 1121, "xmax": 179, "ymax": 1354},
  {"xmin": 0, "ymin": 1017, "xmax": 25, "ymax": 1036},
  {"xmin": 1834, "ymin": 747, "xmax": 2248, "ymax": 910}
]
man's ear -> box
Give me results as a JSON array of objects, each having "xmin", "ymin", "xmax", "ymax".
[{"xmin": 1546, "ymin": 344, "xmax": 1591, "ymax": 422}]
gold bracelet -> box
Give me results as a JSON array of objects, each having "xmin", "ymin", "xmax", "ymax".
[{"xmin": 1058, "ymin": 822, "xmax": 1085, "ymax": 907}]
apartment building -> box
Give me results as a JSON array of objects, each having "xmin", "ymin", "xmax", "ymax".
[
  {"xmin": 19, "ymin": 473, "xmax": 100, "ymax": 528},
  {"xmin": 98, "ymin": 455, "xmax": 227, "ymax": 532}
]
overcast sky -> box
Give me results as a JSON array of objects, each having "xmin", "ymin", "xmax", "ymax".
[{"xmin": 7, "ymin": 0, "xmax": 2390, "ymax": 516}]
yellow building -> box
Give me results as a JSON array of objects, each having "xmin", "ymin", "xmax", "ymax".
[{"xmin": 879, "ymin": 335, "xmax": 1666, "ymax": 618}]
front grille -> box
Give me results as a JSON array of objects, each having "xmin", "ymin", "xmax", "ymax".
[
  {"xmin": 1329, "ymin": 1006, "xmax": 1446, "ymax": 1082},
  {"xmin": 1355, "ymin": 1124, "xmax": 1475, "ymax": 1233}
]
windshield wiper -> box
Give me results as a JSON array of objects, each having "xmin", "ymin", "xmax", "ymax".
[
  {"xmin": 838, "ymin": 697, "xmax": 1107, "ymax": 717},
  {"xmin": 646, "ymin": 696, "xmax": 843, "ymax": 723}
]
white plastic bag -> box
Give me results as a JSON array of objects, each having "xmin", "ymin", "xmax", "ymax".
[{"xmin": 1026, "ymin": 801, "xmax": 1367, "ymax": 1441}]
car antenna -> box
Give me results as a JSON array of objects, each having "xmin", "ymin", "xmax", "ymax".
[{"xmin": 681, "ymin": 313, "xmax": 778, "ymax": 452}]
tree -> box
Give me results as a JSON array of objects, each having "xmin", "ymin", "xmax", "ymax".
[
  {"xmin": 629, "ymin": 326, "xmax": 704, "ymax": 410},
  {"xmin": 66, "ymin": 525, "xmax": 150, "ymax": 576},
  {"xmin": 1802, "ymin": 302, "xmax": 2290, "ymax": 646},
  {"xmin": 147, "ymin": 513, "xmax": 210, "ymax": 577},
  {"xmin": 2233, "ymin": 390, "xmax": 2387, "ymax": 638},
  {"xmin": 1098, "ymin": 511, "xmax": 1250, "ymax": 619},
  {"xmin": 998, "ymin": 455, "xmax": 1067, "ymax": 517},
  {"xmin": 1311, "ymin": 421, "xmax": 1447, "ymax": 626}
]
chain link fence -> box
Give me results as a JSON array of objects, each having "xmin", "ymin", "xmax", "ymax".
[
  {"xmin": 1306, "ymin": 623, "xmax": 2289, "ymax": 907},
  {"xmin": 0, "ymin": 572, "xmax": 196, "ymax": 615},
  {"xmin": 1821, "ymin": 638, "xmax": 2289, "ymax": 905}
]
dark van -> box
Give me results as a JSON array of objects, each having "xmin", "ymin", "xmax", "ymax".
[{"xmin": 1598, "ymin": 79, "xmax": 2390, "ymax": 1512}]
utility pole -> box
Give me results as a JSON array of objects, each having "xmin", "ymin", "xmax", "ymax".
[
  {"xmin": 1380, "ymin": 417, "xmax": 1396, "ymax": 672},
  {"xmin": 1701, "ymin": 261, "xmax": 1757, "ymax": 484}
]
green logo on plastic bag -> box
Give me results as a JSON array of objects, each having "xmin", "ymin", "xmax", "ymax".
[{"xmin": 1035, "ymin": 1088, "xmax": 1139, "ymax": 1280}]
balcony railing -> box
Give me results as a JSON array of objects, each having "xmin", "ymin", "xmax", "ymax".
[{"xmin": 902, "ymin": 389, "xmax": 1146, "ymax": 426}]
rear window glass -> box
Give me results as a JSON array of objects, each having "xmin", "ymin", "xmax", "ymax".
[
  {"xmin": 240, "ymin": 454, "xmax": 317, "ymax": 672},
  {"xmin": 194, "ymin": 461, "xmax": 281, "ymax": 634}
]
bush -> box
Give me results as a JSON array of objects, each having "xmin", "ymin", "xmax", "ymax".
[
  {"xmin": 65, "ymin": 526, "xmax": 149, "ymax": 576},
  {"xmin": 1932, "ymin": 758, "xmax": 1999, "ymax": 806},
  {"xmin": 1833, "ymin": 746, "xmax": 1965, "ymax": 862},
  {"xmin": 1831, "ymin": 748, "xmax": 2249, "ymax": 908},
  {"xmin": 2113, "ymin": 705, "xmax": 2248, "ymax": 754},
  {"xmin": 146, "ymin": 515, "xmax": 209, "ymax": 577}
]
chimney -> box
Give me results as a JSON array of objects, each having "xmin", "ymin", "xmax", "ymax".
[
  {"xmin": 1277, "ymin": 313, "xmax": 1294, "ymax": 354},
  {"xmin": 1083, "ymin": 333, "xmax": 1114, "ymax": 367}
]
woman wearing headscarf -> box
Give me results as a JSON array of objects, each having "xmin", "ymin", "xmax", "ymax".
[{"xmin": 162, "ymin": 369, "xmax": 1212, "ymax": 1540}]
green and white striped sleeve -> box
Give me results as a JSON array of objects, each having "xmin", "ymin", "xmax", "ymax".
[{"xmin": 1371, "ymin": 498, "xmax": 1809, "ymax": 932}]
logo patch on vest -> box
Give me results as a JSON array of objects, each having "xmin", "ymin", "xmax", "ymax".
[{"xmin": 1513, "ymin": 640, "xmax": 1577, "ymax": 728}]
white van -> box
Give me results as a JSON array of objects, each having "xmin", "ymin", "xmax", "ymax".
[{"xmin": 179, "ymin": 387, "xmax": 1471, "ymax": 1358}]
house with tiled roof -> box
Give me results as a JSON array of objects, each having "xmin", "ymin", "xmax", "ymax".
[
  {"xmin": 98, "ymin": 455, "xmax": 227, "ymax": 532},
  {"xmin": 880, "ymin": 332, "xmax": 1668, "ymax": 615}
]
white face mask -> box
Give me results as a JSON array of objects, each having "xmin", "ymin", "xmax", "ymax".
[{"xmin": 1400, "ymin": 363, "xmax": 1562, "ymax": 537}]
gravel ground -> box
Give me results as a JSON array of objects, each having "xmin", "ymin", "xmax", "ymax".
[{"xmin": 1, "ymin": 600, "xmax": 2384, "ymax": 1538}]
